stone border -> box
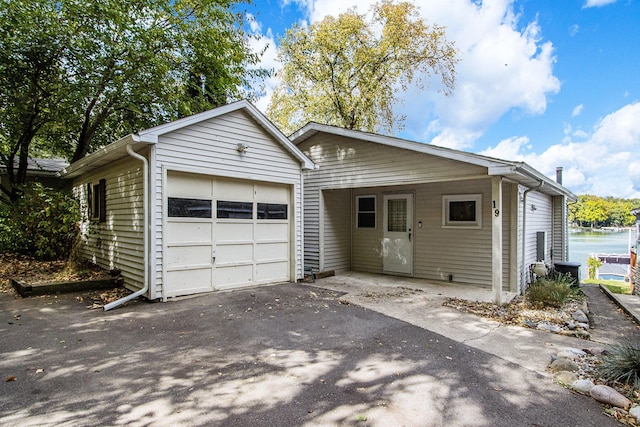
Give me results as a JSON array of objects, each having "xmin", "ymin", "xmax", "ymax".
[{"xmin": 12, "ymin": 277, "xmax": 123, "ymax": 297}]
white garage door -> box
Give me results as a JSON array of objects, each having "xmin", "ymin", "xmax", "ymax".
[{"xmin": 165, "ymin": 172, "xmax": 291, "ymax": 297}]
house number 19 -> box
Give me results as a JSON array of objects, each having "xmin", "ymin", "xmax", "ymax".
[{"xmin": 492, "ymin": 201, "xmax": 500, "ymax": 217}]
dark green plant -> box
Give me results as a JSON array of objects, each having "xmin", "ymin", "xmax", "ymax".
[
  {"xmin": 0, "ymin": 183, "xmax": 80, "ymax": 260},
  {"xmin": 526, "ymin": 273, "xmax": 578, "ymax": 308},
  {"xmin": 597, "ymin": 342, "xmax": 640, "ymax": 389}
]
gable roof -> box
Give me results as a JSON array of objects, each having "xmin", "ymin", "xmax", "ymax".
[
  {"xmin": 290, "ymin": 122, "xmax": 576, "ymax": 201},
  {"xmin": 61, "ymin": 100, "xmax": 314, "ymax": 178},
  {"xmin": 0, "ymin": 158, "xmax": 69, "ymax": 177}
]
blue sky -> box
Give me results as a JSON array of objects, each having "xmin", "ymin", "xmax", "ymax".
[{"xmin": 246, "ymin": 0, "xmax": 640, "ymax": 198}]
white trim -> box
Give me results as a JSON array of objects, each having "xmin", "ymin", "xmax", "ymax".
[
  {"xmin": 161, "ymin": 164, "xmax": 168, "ymax": 302},
  {"xmin": 162, "ymin": 164, "xmax": 298, "ymax": 186},
  {"xmin": 442, "ymin": 194, "xmax": 482, "ymax": 229},
  {"xmin": 148, "ymin": 144, "xmax": 157, "ymax": 301}
]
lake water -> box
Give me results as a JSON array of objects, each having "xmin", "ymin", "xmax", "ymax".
[{"xmin": 568, "ymin": 228, "xmax": 635, "ymax": 278}]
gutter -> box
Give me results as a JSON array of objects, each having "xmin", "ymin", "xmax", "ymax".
[
  {"xmin": 520, "ymin": 180, "xmax": 544, "ymax": 293},
  {"xmin": 104, "ymin": 143, "xmax": 149, "ymax": 311}
]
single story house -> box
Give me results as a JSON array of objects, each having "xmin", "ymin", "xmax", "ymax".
[
  {"xmin": 60, "ymin": 100, "xmax": 314, "ymax": 309},
  {"xmin": 0, "ymin": 158, "xmax": 70, "ymax": 196},
  {"xmin": 291, "ymin": 123, "xmax": 577, "ymax": 303}
]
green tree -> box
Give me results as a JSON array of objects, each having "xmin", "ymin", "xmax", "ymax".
[
  {"xmin": 267, "ymin": 0, "xmax": 459, "ymax": 135},
  {"xmin": 0, "ymin": 0, "xmax": 268, "ymax": 202}
]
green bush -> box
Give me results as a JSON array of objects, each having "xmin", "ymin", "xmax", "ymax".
[
  {"xmin": 526, "ymin": 273, "xmax": 577, "ymax": 308},
  {"xmin": 0, "ymin": 183, "xmax": 80, "ymax": 260},
  {"xmin": 597, "ymin": 342, "xmax": 640, "ymax": 388}
]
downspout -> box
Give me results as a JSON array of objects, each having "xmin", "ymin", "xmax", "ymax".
[
  {"xmin": 520, "ymin": 181, "xmax": 544, "ymax": 294},
  {"xmin": 104, "ymin": 143, "xmax": 149, "ymax": 311}
]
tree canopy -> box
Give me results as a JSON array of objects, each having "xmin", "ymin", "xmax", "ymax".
[
  {"xmin": 266, "ymin": 0, "xmax": 459, "ymax": 135},
  {"xmin": 0, "ymin": 0, "xmax": 268, "ymax": 201},
  {"xmin": 569, "ymin": 195, "xmax": 639, "ymax": 228}
]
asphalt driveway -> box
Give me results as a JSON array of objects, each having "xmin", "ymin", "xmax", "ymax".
[{"xmin": 1, "ymin": 283, "xmax": 617, "ymax": 426}]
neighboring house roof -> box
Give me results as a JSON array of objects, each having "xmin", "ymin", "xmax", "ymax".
[
  {"xmin": 60, "ymin": 100, "xmax": 314, "ymax": 179},
  {"xmin": 0, "ymin": 158, "xmax": 69, "ymax": 177},
  {"xmin": 290, "ymin": 122, "xmax": 577, "ymax": 201}
]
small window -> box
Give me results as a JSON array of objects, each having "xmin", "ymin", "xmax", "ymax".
[
  {"xmin": 258, "ymin": 203, "xmax": 288, "ymax": 220},
  {"xmin": 168, "ymin": 197, "xmax": 212, "ymax": 218},
  {"xmin": 217, "ymin": 201, "xmax": 253, "ymax": 219},
  {"xmin": 87, "ymin": 179, "xmax": 106, "ymax": 222},
  {"xmin": 357, "ymin": 196, "xmax": 376, "ymax": 228},
  {"xmin": 443, "ymin": 194, "xmax": 482, "ymax": 229}
]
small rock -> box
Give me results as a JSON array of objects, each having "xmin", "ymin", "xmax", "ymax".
[
  {"xmin": 629, "ymin": 406, "xmax": 640, "ymax": 421},
  {"xmin": 576, "ymin": 322, "xmax": 590, "ymax": 330},
  {"xmin": 572, "ymin": 309, "xmax": 589, "ymax": 324},
  {"xmin": 538, "ymin": 323, "xmax": 562, "ymax": 333},
  {"xmin": 590, "ymin": 384, "xmax": 632, "ymax": 409},
  {"xmin": 557, "ymin": 348, "xmax": 587, "ymax": 360},
  {"xmin": 573, "ymin": 329, "xmax": 591, "ymax": 339},
  {"xmin": 548, "ymin": 358, "xmax": 579, "ymax": 372},
  {"xmin": 565, "ymin": 321, "xmax": 576, "ymax": 330},
  {"xmin": 572, "ymin": 379, "xmax": 595, "ymax": 394},
  {"xmin": 523, "ymin": 320, "xmax": 537, "ymax": 328},
  {"xmin": 559, "ymin": 330, "xmax": 578, "ymax": 337},
  {"xmin": 584, "ymin": 346, "xmax": 609, "ymax": 356},
  {"xmin": 554, "ymin": 371, "xmax": 578, "ymax": 386}
]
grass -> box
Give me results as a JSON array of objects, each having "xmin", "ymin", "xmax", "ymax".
[
  {"xmin": 583, "ymin": 278, "xmax": 632, "ymax": 294},
  {"xmin": 597, "ymin": 342, "xmax": 640, "ymax": 389}
]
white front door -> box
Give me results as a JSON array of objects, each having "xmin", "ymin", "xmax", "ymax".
[{"xmin": 383, "ymin": 194, "xmax": 413, "ymax": 275}]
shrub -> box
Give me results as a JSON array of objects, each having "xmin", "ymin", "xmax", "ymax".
[
  {"xmin": 0, "ymin": 183, "xmax": 80, "ymax": 260},
  {"xmin": 587, "ymin": 255, "xmax": 603, "ymax": 280},
  {"xmin": 526, "ymin": 273, "xmax": 577, "ymax": 308},
  {"xmin": 597, "ymin": 342, "xmax": 640, "ymax": 389}
]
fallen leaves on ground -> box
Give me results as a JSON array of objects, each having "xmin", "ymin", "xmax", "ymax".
[{"xmin": 443, "ymin": 295, "xmax": 583, "ymax": 329}]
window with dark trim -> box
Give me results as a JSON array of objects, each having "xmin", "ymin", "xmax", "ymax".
[
  {"xmin": 356, "ymin": 195, "xmax": 376, "ymax": 228},
  {"xmin": 168, "ymin": 197, "xmax": 212, "ymax": 218},
  {"xmin": 217, "ymin": 201, "xmax": 253, "ymax": 219},
  {"xmin": 88, "ymin": 179, "xmax": 107, "ymax": 222},
  {"xmin": 257, "ymin": 203, "xmax": 288, "ymax": 220}
]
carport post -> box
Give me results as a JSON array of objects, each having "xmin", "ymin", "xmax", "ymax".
[{"xmin": 492, "ymin": 177, "xmax": 503, "ymax": 305}]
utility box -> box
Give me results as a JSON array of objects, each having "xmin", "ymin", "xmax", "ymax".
[
  {"xmin": 536, "ymin": 231, "xmax": 547, "ymax": 261},
  {"xmin": 554, "ymin": 261, "xmax": 581, "ymax": 285}
]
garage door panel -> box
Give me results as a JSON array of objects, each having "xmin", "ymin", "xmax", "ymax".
[
  {"xmin": 167, "ymin": 222, "xmax": 212, "ymax": 243},
  {"xmin": 255, "ymin": 223, "xmax": 289, "ymax": 240},
  {"xmin": 167, "ymin": 245, "xmax": 212, "ymax": 267},
  {"xmin": 168, "ymin": 172, "xmax": 213, "ymax": 197},
  {"xmin": 256, "ymin": 242, "xmax": 288, "ymax": 261},
  {"xmin": 215, "ymin": 244, "xmax": 253, "ymax": 263},
  {"xmin": 216, "ymin": 222, "xmax": 253, "ymax": 241},
  {"xmin": 166, "ymin": 268, "xmax": 212, "ymax": 296},
  {"xmin": 215, "ymin": 179, "xmax": 253, "ymax": 200},
  {"xmin": 214, "ymin": 265, "xmax": 254, "ymax": 288},
  {"xmin": 255, "ymin": 183, "xmax": 289, "ymax": 202},
  {"xmin": 256, "ymin": 261, "xmax": 289, "ymax": 282}
]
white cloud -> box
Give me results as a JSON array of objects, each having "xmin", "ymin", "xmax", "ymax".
[
  {"xmin": 572, "ymin": 104, "xmax": 584, "ymax": 117},
  {"xmin": 583, "ymin": 0, "xmax": 617, "ymax": 8},
  {"xmin": 479, "ymin": 102, "xmax": 640, "ymax": 198}
]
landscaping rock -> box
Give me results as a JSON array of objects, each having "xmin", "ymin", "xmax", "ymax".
[
  {"xmin": 548, "ymin": 358, "xmax": 579, "ymax": 373},
  {"xmin": 565, "ymin": 321, "xmax": 576, "ymax": 330},
  {"xmin": 554, "ymin": 371, "xmax": 578, "ymax": 386},
  {"xmin": 590, "ymin": 384, "xmax": 632, "ymax": 409},
  {"xmin": 557, "ymin": 348, "xmax": 587, "ymax": 360},
  {"xmin": 572, "ymin": 309, "xmax": 589, "ymax": 324},
  {"xmin": 523, "ymin": 320, "xmax": 537, "ymax": 328},
  {"xmin": 629, "ymin": 406, "xmax": 640, "ymax": 421},
  {"xmin": 576, "ymin": 322, "xmax": 590, "ymax": 330},
  {"xmin": 572, "ymin": 379, "xmax": 595, "ymax": 395},
  {"xmin": 537, "ymin": 323, "xmax": 563, "ymax": 333},
  {"xmin": 584, "ymin": 346, "xmax": 609, "ymax": 356},
  {"xmin": 573, "ymin": 329, "xmax": 591, "ymax": 339}
]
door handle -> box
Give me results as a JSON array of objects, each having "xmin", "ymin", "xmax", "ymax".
[{"xmin": 408, "ymin": 230, "xmax": 412, "ymax": 242}]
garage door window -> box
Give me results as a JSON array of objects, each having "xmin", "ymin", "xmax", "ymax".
[
  {"xmin": 168, "ymin": 197, "xmax": 212, "ymax": 218},
  {"xmin": 217, "ymin": 201, "xmax": 253, "ymax": 219},
  {"xmin": 257, "ymin": 203, "xmax": 287, "ymax": 220}
]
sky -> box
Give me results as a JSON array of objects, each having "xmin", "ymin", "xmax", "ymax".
[{"xmin": 244, "ymin": 0, "xmax": 640, "ymax": 198}]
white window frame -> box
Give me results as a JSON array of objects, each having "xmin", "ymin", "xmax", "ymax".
[
  {"xmin": 356, "ymin": 195, "xmax": 376, "ymax": 229},
  {"xmin": 442, "ymin": 194, "xmax": 482, "ymax": 229}
]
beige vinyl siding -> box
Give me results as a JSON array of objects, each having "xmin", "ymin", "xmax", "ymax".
[
  {"xmin": 322, "ymin": 189, "xmax": 351, "ymax": 271},
  {"xmin": 299, "ymin": 133, "xmax": 487, "ymax": 272},
  {"xmin": 524, "ymin": 191, "xmax": 553, "ymax": 268},
  {"xmin": 73, "ymin": 157, "xmax": 145, "ymax": 290},
  {"xmin": 152, "ymin": 110, "xmax": 304, "ymax": 298},
  {"xmin": 553, "ymin": 196, "xmax": 568, "ymax": 262}
]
